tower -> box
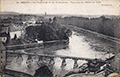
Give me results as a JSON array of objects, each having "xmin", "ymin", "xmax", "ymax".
[{"xmin": 45, "ymin": 12, "xmax": 47, "ymax": 16}]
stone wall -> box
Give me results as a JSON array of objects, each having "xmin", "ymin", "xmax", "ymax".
[
  {"xmin": 111, "ymin": 52, "xmax": 120, "ymax": 73},
  {"xmin": 0, "ymin": 41, "xmax": 6, "ymax": 74}
]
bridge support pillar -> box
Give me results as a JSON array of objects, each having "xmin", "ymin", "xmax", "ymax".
[
  {"xmin": 61, "ymin": 58, "xmax": 67, "ymax": 69},
  {"xmin": 73, "ymin": 59, "xmax": 78, "ymax": 69}
]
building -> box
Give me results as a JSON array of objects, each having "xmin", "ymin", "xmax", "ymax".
[
  {"xmin": 0, "ymin": 33, "xmax": 8, "ymax": 43},
  {"xmin": 0, "ymin": 26, "xmax": 9, "ymax": 44}
]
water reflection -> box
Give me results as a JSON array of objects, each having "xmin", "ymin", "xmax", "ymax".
[
  {"xmin": 55, "ymin": 32, "xmax": 109, "ymax": 59},
  {"xmin": 53, "ymin": 31, "xmax": 113, "ymax": 75},
  {"xmin": 7, "ymin": 31, "xmax": 114, "ymax": 76}
]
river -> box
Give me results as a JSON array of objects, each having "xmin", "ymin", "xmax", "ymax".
[
  {"xmin": 53, "ymin": 31, "xmax": 113, "ymax": 75},
  {"xmin": 6, "ymin": 31, "xmax": 114, "ymax": 76}
]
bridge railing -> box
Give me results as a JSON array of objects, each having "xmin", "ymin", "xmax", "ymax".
[{"xmin": 6, "ymin": 51, "xmax": 99, "ymax": 72}]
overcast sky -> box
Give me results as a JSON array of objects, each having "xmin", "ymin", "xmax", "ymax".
[{"xmin": 1, "ymin": 0, "xmax": 120, "ymax": 15}]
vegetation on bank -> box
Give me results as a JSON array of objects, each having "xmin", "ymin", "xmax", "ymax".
[
  {"xmin": 0, "ymin": 16, "xmax": 72, "ymax": 45},
  {"xmin": 25, "ymin": 17, "xmax": 72, "ymax": 42},
  {"xmin": 58, "ymin": 16, "xmax": 120, "ymax": 38}
]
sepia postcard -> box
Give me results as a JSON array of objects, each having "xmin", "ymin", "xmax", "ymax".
[{"xmin": 0, "ymin": 0, "xmax": 120, "ymax": 77}]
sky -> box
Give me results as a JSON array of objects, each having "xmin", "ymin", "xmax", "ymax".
[{"xmin": 1, "ymin": 0, "xmax": 120, "ymax": 15}]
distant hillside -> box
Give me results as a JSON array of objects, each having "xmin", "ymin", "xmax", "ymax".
[
  {"xmin": 60, "ymin": 15, "xmax": 120, "ymax": 19},
  {"xmin": 0, "ymin": 11, "xmax": 120, "ymax": 18},
  {"xmin": 0, "ymin": 11, "xmax": 20, "ymax": 15}
]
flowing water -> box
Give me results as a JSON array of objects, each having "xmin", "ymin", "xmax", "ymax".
[
  {"xmin": 53, "ymin": 31, "xmax": 113, "ymax": 75},
  {"xmin": 7, "ymin": 31, "xmax": 113, "ymax": 76}
]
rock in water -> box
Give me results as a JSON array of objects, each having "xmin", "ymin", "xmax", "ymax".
[{"xmin": 34, "ymin": 65, "xmax": 53, "ymax": 77}]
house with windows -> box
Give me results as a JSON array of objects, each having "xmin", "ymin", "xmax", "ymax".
[{"xmin": 0, "ymin": 26, "xmax": 9, "ymax": 44}]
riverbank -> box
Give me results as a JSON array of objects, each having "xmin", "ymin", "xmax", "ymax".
[
  {"xmin": 62, "ymin": 25, "xmax": 120, "ymax": 54},
  {"xmin": 62, "ymin": 25, "xmax": 120, "ymax": 75}
]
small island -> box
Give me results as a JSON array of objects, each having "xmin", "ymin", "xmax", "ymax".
[{"xmin": 24, "ymin": 17, "xmax": 72, "ymax": 43}]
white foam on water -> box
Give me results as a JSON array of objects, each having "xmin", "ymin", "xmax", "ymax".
[
  {"xmin": 55, "ymin": 32, "xmax": 104, "ymax": 58},
  {"xmin": 7, "ymin": 31, "xmax": 113, "ymax": 76},
  {"xmin": 53, "ymin": 32, "xmax": 109, "ymax": 74}
]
